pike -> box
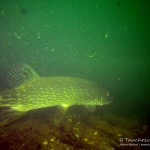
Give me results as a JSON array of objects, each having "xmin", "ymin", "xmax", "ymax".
[{"xmin": 0, "ymin": 65, "xmax": 112, "ymax": 126}]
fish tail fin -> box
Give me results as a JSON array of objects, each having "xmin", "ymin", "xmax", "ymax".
[
  {"xmin": 7, "ymin": 64, "xmax": 39, "ymax": 88},
  {"xmin": 0, "ymin": 107, "xmax": 25, "ymax": 126}
]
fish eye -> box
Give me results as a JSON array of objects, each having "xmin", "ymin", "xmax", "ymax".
[{"xmin": 106, "ymin": 92, "xmax": 109, "ymax": 96}]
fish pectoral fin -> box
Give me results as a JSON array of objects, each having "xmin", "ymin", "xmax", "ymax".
[
  {"xmin": 85, "ymin": 105, "xmax": 96, "ymax": 112},
  {"xmin": 53, "ymin": 105, "xmax": 69, "ymax": 126},
  {"xmin": 0, "ymin": 107, "xmax": 26, "ymax": 126}
]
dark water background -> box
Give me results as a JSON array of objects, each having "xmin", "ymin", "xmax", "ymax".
[{"xmin": 0, "ymin": 0, "xmax": 149, "ymax": 120}]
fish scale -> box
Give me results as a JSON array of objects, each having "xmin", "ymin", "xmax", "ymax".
[{"xmin": 1, "ymin": 77, "xmax": 111, "ymax": 111}]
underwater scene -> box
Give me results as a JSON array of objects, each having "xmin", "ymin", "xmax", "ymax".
[{"xmin": 0, "ymin": 0, "xmax": 150, "ymax": 150}]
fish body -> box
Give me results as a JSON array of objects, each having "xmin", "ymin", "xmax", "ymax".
[
  {"xmin": 1, "ymin": 77, "xmax": 111, "ymax": 112},
  {"xmin": 0, "ymin": 65, "xmax": 112, "ymax": 126}
]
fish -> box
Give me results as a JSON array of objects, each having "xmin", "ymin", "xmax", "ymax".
[{"xmin": 0, "ymin": 64, "xmax": 112, "ymax": 126}]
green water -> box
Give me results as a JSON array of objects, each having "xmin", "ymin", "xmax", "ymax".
[{"xmin": 0, "ymin": 0, "xmax": 149, "ymax": 119}]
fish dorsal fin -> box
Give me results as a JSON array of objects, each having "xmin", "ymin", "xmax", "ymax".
[
  {"xmin": 85, "ymin": 105, "xmax": 96, "ymax": 112},
  {"xmin": 7, "ymin": 64, "xmax": 39, "ymax": 88}
]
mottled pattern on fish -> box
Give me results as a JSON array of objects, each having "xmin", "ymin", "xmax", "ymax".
[{"xmin": 0, "ymin": 77, "xmax": 111, "ymax": 112}]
